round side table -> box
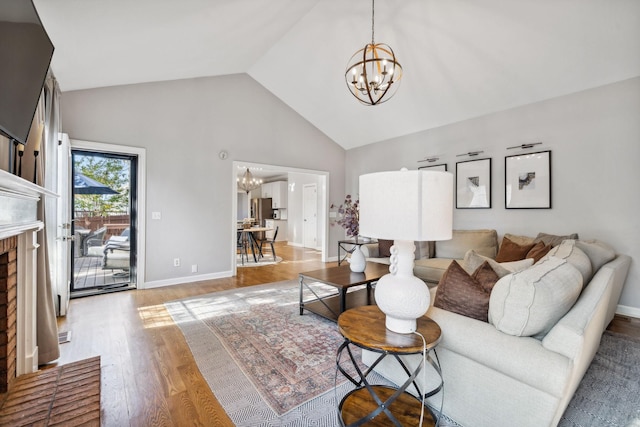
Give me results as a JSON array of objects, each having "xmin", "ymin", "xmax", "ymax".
[{"xmin": 336, "ymin": 305, "xmax": 443, "ymax": 427}]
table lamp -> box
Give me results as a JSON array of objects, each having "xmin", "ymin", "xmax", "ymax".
[{"xmin": 359, "ymin": 168, "xmax": 453, "ymax": 333}]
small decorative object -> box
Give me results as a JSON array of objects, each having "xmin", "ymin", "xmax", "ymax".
[
  {"xmin": 456, "ymin": 158, "xmax": 491, "ymax": 208},
  {"xmin": 349, "ymin": 245, "xmax": 367, "ymax": 273},
  {"xmin": 17, "ymin": 143, "xmax": 24, "ymax": 177},
  {"xmin": 345, "ymin": 0, "xmax": 403, "ymax": 105},
  {"xmin": 359, "ymin": 168, "xmax": 453, "ymax": 333},
  {"xmin": 32, "ymin": 122, "xmax": 43, "ymax": 184},
  {"xmin": 505, "ymin": 150, "xmax": 551, "ymax": 209},
  {"xmin": 331, "ymin": 195, "xmax": 359, "ymax": 237}
]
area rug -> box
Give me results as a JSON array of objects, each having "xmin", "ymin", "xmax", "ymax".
[
  {"xmin": 237, "ymin": 255, "xmax": 283, "ymax": 267},
  {"xmin": 559, "ymin": 330, "xmax": 640, "ymax": 427},
  {"xmin": 165, "ymin": 280, "xmax": 394, "ymax": 426}
]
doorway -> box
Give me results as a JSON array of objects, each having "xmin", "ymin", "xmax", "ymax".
[
  {"xmin": 303, "ymin": 184, "xmax": 318, "ymax": 249},
  {"xmin": 70, "ymin": 149, "xmax": 138, "ymax": 296}
]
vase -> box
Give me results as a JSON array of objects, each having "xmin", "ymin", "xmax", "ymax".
[{"xmin": 349, "ymin": 245, "xmax": 367, "ymax": 273}]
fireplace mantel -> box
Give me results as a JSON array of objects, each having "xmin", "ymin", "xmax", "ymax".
[{"xmin": 0, "ymin": 169, "xmax": 58, "ymax": 381}]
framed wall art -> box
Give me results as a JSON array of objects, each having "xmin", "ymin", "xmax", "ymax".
[
  {"xmin": 419, "ymin": 163, "xmax": 447, "ymax": 171},
  {"xmin": 505, "ymin": 150, "xmax": 551, "ymax": 209},
  {"xmin": 456, "ymin": 158, "xmax": 491, "ymax": 208}
]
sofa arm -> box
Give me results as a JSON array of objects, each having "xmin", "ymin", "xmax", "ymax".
[{"xmin": 360, "ymin": 243, "xmax": 379, "ymax": 258}]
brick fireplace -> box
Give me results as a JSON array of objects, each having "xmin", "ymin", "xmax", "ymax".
[
  {"xmin": 0, "ymin": 237, "xmax": 17, "ymax": 393},
  {"xmin": 0, "ymin": 169, "xmax": 50, "ymax": 394}
]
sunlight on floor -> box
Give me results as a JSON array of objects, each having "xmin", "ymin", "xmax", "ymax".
[{"xmin": 137, "ymin": 304, "xmax": 176, "ymax": 329}]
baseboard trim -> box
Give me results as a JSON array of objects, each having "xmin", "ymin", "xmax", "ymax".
[
  {"xmin": 616, "ymin": 304, "xmax": 640, "ymax": 319},
  {"xmin": 143, "ymin": 271, "xmax": 233, "ymax": 289}
]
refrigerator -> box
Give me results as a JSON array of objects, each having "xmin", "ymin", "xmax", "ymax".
[{"xmin": 251, "ymin": 198, "xmax": 273, "ymax": 226}]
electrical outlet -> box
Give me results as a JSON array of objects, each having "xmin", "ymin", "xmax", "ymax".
[
  {"xmin": 173, "ymin": 258, "xmax": 180, "ymax": 267},
  {"xmin": 152, "ymin": 211, "xmax": 161, "ymax": 220},
  {"xmin": 191, "ymin": 264, "xmax": 198, "ymax": 273}
]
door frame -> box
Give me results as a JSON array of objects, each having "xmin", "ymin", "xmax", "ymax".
[
  {"xmin": 230, "ymin": 161, "xmax": 329, "ymax": 275},
  {"xmin": 70, "ymin": 139, "xmax": 147, "ymax": 289}
]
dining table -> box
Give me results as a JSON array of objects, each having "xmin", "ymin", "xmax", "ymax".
[{"xmin": 237, "ymin": 226, "xmax": 274, "ymax": 263}]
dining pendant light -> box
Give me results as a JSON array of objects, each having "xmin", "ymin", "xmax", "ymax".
[
  {"xmin": 345, "ymin": 0, "xmax": 403, "ymax": 105},
  {"xmin": 237, "ymin": 168, "xmax": 262, "ymax": 194}
]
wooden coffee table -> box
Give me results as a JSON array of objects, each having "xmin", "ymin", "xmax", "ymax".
[{"xmin": 299, "ymin": 263, "xmax": 389, "ymax": 322}]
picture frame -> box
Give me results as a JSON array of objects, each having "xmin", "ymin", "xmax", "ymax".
[
  {"xmin": 456, "ymin": 158, "xmax": 491, "ymax": 208},
  {"xmin": 418, "ymin": 163, "xmax": 447, "ymax": 172},
  {"xmin": 505, "ymin": 150, "xmax": 551, "ymax": 209}
]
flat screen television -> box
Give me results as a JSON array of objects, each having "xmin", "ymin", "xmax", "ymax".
[{"xmin": 0, "ymin": 0, "xmax": 54, "ymax": 145}]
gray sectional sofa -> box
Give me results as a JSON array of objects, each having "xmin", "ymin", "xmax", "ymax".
[
  {"xmin": 361, "ymin": 229, "xmax": 500, "ymax": 285},
  {"xmin": 360, "ymin": 232, "xmax": 631, "ymax": 427}
]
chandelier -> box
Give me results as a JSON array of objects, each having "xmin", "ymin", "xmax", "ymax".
[
  {"xmin": 345, "ymin": 0, "xmax": 403, "ymax": 106},
  {"xmin": 237, "ymin": 168, "xmax": 263, "ymax": 193}
]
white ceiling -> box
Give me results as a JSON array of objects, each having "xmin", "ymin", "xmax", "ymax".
[{"xmin": 33, "ymin": 0, "xmax": 640, "ymax": 150}]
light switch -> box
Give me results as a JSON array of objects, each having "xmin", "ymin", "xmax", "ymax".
[{"xmin": 152, "ymin": 212, "xmax": 161, "ymax": 220}]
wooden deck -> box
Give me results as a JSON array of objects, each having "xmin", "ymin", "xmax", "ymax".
[{"xmin": 73, "ymin": 255, "xmax": 130, "ymax": 290}]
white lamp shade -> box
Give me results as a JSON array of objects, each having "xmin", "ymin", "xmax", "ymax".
[{"xmin": 359, "ymin": 169, "xmax": 453, "ymax": 241}]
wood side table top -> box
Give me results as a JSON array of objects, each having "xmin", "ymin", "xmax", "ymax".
[
  {"xmin": 338, "ymin": 305, "xmax": 441, "ymax": 353},
  {"xmin": 299, "ymin": 262, "xmax": 389, "ymax": 288}
]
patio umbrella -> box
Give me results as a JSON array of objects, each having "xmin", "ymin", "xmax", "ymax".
[{"xmin": 73, "ymin": 172, "xmax": 119, "ymax": 195}]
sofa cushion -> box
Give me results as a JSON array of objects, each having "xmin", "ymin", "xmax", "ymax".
[
  {"xmin": 575, "ymin": 239, "xmax": 616, "ymax": 273},
  {"xmin": 436, "ymin": 229, "xmax": 498, "ymax": 259},
  {"xmin": 414, "ymin": 258, "xmax": 456, "ymax": 284},
  {"xmin": 503, "ymin": 233, "xmax": 536, "ymax": 246},
  {"xmin": 495, "ymin": 236, "xmax": 535, "ymax": 262},
  {"xmin": 545, "ymin": 240, "xmax": 593, "ymax": 285},
  {"xmin": 526, "ymin": 241, "xmax": 553, "ymax": 263},
  {"xmin": 434, "ymin": 261, "xmax": 499, "ymax": 322},
  {"xmin": 534, "ymin": 232, "xmax": 579, "ymax": 247},
  {"xmin": 489, "ymin": 256, "xmax": 583, "ymax": 337},
  {"xmin": 378, "ymin": 239, "xmax": 393, "ymax": 257},
  {"xmin": 464, "ymin": 250, "xmax": 533, "ymax": 278}
]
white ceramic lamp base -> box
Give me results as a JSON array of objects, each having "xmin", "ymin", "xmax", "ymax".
[{"xmin": 374, "ymin": 240, "xmax": 430, "ymax": 334}]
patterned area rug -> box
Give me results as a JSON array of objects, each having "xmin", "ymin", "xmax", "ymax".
[
  {"xmin": 165, "ymin": 280, "xmax": 390, "ymax": 426},
  {"xmin": 559, "ymin": 330, "xmax": 640, "ymax": 427}
]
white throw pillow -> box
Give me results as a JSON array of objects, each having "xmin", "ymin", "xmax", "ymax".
[
  {"xmin": 489, "ymin": 256, "xmax": 583, "ymax": 337},
  {"xmin": 544, "ymin": 239, "xmax": 593, "ymax": 285},
  {"xmin": 463, "ymin": 250, "xmax": 533, "ymax": 278}
]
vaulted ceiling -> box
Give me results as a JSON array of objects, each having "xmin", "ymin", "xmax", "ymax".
[{"xmin": 33, "ymin": 0, "xmax": 640, "ymax": 150}]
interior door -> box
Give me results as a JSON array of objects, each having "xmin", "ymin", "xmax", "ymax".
[
  {"xmin": 303, "ymin": 184, "xmax": 317, "ymax": 248},
  {"xmin": 55, "ymin": 134, "xmax": 72, "ymax": 315}
]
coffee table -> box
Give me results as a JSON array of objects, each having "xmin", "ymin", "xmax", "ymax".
[{"xmin": 299, "ymin": 263, "xmax": 389, "ymax": 322}]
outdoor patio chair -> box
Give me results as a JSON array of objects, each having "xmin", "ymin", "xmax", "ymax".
[{"xmin": 83, "ymin": 226, "xmax": 107, "ymax": 256}]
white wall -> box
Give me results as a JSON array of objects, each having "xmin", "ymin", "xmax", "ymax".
[
  {"xmin": 346, "ymin": 77, "xmax": 640, "ymax": 313},
  {"xmin": 61, "ymin": 73, "xmax": 346, "ymax": 286}
]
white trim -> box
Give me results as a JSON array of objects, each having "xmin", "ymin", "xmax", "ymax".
[
  {"xmin": 144, "ymin": 271, "xmax": 233, "ymax": 289},
  {"xmin": 616, "ymin": 304, "xmax": 640, "ymax": 319},
  {"xmin": 70, "ymin": 139, "xmax": 147, "ymax": 289},
  {"xmin": 230, "ymin": 161, "xmax": 330, "ymax": 275}
]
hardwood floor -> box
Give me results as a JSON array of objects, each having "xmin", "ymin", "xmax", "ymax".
[
  {"xmin": 50, "ymin": 244, "xmax": 639, "ymax": 426},
  {"xmin": 53, "ymin": 242, "xmax": 334, "ymax": 427}
]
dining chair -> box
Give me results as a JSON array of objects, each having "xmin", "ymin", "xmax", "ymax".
[{"xmin": 257, "ymin": 226, "xmax": 278, "ymax": 262}]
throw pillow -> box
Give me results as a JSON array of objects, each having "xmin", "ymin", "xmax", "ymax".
[
  {"xmin": 526, "ymin": 241, "xmax": 553, "ymax": 263},
  {"xmin": 495, "ymin": 236, "xmax": 535, "ymax": 262},
  {"xmin": 544, "ymin": 240, "xmax": 593, "ymax": 285},
  {"xmin": 575, "ymin": 240, "xmax": 616, "ymax": 273},
  {"xmin": 503, "ymin": 233, "xmax": 536, "ymax": 247},
  {"xmin": 463, "ymin": 249, "xmax": 533, "ymax": 278},
  {"xmin": 378, "ymin": 239, "xmax": 393, "ymax": 257},
  {"xmin": 434, "ymin": 261, "xmax": 499, "ymax": 322},
  {"xmin": 534, "ymin": 232, "xmax": 579, "ymax": 247},
  {"xmin": 489, "ymin": 256, "xmax": 583, "ymax": 337}
]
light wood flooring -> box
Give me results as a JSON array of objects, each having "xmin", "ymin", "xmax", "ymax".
[{"xmin": 49, "ymin": 243, "xmax": 638, "ymax": 426}]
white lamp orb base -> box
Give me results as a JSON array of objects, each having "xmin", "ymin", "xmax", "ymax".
[{"xmin": 374, "ymin": 240, "xmax": 431, "ymax": 334}]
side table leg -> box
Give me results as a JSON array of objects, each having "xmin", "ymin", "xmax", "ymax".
[{"xmin": 299, "ymin": 275, "xmax": 304, "ymax": 315}]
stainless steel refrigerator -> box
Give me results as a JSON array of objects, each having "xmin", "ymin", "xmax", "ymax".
[{"xmin": 251, "ymin": 198, "xmax": 273, "ymax": 226}]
